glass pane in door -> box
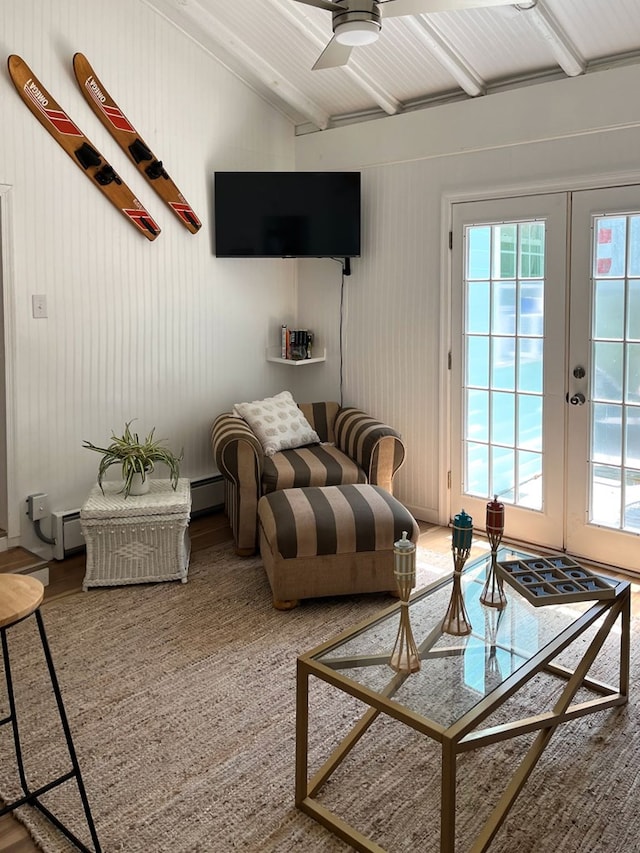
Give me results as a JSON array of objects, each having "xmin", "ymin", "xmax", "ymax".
[
  {"xmin": 590, "ymin": 213, "xmax": 640, "ymax": 530},
  {"xmin": 464, "ymin": 221, "xmax": 545, "ymax": 509}
]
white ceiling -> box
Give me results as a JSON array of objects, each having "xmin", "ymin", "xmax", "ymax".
[{"xmin": 143, "ymin": 0, "xmax": 640, "ymax": 133}]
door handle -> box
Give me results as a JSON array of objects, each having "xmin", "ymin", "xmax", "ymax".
[{"xmin": 569, "ymin": 392, "xmax": 586, "ymax": 406}]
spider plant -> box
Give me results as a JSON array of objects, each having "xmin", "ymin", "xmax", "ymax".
[{"xmin": 83, "ymin": 421, "xmax": 183, "ymax": 497}]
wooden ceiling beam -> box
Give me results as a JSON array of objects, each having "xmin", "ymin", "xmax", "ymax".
[
  {"xmin": 405, "ymin": 14, "xmax": 486, "ymax": 97},
  {"xmin": 517, "ymin": 0, "xmax": 585, "ymax": 77}
]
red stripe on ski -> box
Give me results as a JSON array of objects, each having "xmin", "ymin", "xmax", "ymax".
[
  {"xmin": 170, "ymin": 202, "xmax": 202, "ymax": 227},
  {"xmin": 124, "ymin": 208, "xmax": 160, "ymax": 234},
  {"xmin": 84, "ymin": 75, "xmax": 137, "ymax": 133},
  {"xmin": 102, "ymin": 105, "xmax": 136, "ymax": 133},
  {"xmin": 24, "ymin": 80, "xmax": 82, "ymax": 136}
]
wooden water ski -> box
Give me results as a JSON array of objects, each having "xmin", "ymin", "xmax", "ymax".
[
  {"xmin": 73, "ymin": 53, "xmax": 201, "ymax": 234},
  {"xmin": 7, "ymin": 55, "xmax": 160, "ymax": 241}
]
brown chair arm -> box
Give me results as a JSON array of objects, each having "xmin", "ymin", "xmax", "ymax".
[
  {"xmin": 334, "ymin": 407, "xmax": 405, "ymax": 493},
  {"xmin": 211, "ymin": 413, "xmax": 264, "ymax": 554}
]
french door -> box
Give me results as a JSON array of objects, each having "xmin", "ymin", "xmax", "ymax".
[
  {"xmin": 566, "ymin": 186, "xmax": 640, "ymax": 569},
  {"xmin": 451, "ymin": 186, "xmax": 640, "ymax": 572}
]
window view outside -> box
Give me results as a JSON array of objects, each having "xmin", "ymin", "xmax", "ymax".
[
  {"xmin": 464, "ymin": 221, "xmax": 545, "ymax": 510},
  {"xmin": 591, "ymin": 214, "xmax": 640, "ymax": 532}
]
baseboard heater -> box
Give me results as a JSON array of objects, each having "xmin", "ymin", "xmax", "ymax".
[{"xmin": 50, "ymin": 475, "xmax": 225, "ymax": 561}]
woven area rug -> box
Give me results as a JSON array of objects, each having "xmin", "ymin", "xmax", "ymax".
[{"xmin": 0, "ymin": 542, "xmax": 638, "ymax": 853}]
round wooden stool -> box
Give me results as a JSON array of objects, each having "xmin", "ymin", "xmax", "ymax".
[{"xmin": 0, "ymin": 574, "xmax": 101, "ymax": 852}]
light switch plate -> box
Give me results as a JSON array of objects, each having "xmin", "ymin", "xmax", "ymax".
[{"xmin": 32, "ymin": 294, "xmax": 47, "ymax": 318}]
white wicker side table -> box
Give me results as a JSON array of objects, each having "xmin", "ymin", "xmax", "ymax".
[{"xmin": 80, "ymin": 479, "xmax": 191, "ymax": 591}]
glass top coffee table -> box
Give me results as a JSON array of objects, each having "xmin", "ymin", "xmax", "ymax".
[{"xmin": 295, "ymin": 547, "xmax": 630, "ymax": 852}]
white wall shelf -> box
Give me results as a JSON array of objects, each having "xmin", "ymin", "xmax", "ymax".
[{"xmin": 265, "ymin": 347, "xmax": 326, "ymax": 365}]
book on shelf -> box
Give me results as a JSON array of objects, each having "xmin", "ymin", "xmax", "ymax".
[{"xmin": 279, "ymin": 326, "xmax": 315, "ymax": 360}]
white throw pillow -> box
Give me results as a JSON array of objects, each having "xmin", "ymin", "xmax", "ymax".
[{"xmin": 233, "ymin": 391, "xmax": 320, "ymax": 456}]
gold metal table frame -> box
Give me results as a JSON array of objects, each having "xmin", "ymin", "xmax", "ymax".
[{"xmin": 295, "ymin": 549, "xmax": 630, "ymax": 852}]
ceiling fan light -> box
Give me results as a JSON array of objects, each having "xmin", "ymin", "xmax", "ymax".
[{"xmin": 334, "ymin": 20, "xmax": 380, "ymax": 46}]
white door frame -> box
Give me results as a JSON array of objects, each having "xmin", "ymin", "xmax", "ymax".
[{"xmin": 0, "ymin": 184, "xmax": 19, "ymax": 541}]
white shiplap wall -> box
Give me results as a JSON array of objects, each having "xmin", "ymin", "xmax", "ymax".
[
  {"xmin": 295, "ymin": 64, "xmax": 640, "ymax": 525},
  {"xmin": 1, "ymin": 0, "xmax": 299, "ymax": 552}
]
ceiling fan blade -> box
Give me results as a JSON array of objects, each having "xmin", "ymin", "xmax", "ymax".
[
  {"xmin": 293, "ymin": 0, "xmax": 344, "ymax": 12},
  {"xmin": 312, "ymin": 36, "xmax": 353, "ymax": 70},
  {"xmin": 379, "ymin": 0, "xmax": 515, "ymax": 18}
]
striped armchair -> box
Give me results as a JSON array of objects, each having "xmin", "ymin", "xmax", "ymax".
[{"xmin": 211, "ymin": 402, "xmax": 406, "ymax": 556}]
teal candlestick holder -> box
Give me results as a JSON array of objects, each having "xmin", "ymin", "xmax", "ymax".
[{"xmin": 443, "ymin": 510, "xmax": 473, "ymax": 636}]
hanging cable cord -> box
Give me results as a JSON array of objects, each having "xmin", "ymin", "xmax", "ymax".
[{"xmin": 332, "ymin": 258, "xmax": 349, "ymax": 407}]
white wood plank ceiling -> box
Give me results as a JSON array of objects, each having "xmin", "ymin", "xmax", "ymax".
[{"xmin": 143, "ymin": 0, "xmax": 640, "ymax": 132}]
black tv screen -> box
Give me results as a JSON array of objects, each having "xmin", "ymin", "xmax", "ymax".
[{"xmin": 214, "ymin": 171, "xmax": 361, "ymax": 258}]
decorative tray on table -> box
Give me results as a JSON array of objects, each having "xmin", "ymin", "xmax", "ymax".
[{"xmin": 496, "ymin": 555, "xmax": 616, "ymax": 606}]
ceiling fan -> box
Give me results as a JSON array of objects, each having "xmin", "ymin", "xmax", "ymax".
[{"xmin": 291, "ymin": 0, "xmax": 516, "ymax": 69}]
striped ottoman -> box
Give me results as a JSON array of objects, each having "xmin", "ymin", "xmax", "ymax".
[{"xmin": 257, "ymin": 483, "xmax": 420, "ymax": 609}]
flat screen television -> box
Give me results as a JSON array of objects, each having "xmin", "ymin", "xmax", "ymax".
[{"xmin": 214, "ymin": 171, "xmax": 361, "ymax": 258}]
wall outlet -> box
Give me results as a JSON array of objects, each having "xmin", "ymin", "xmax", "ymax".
[{"xmin": 26, "ymin": 493, "xmax": 49, "ymax": 521}]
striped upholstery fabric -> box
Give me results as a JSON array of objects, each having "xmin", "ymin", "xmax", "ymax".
[
  {"xmin": 211, "ymin": 414, "xmax": 263, "ymax": 554},
  {"xmin": 211, "ymin": 413, "xmax": 263, "ymax": 475},
  {"xmin": 297, "ymin": 401, "xmax": 339, "ymax": 443},
  {"xmin": 211, "ymin": 401, "xmax": 406, "ymax": 555},
  {"xmin": 262, "ymin": 444, "xmax": 366, "ymax": 493},
  {"xmin": 258, "ymin": 484, "xmax": 419, "ymax": 561},
  {"xmin": 334, "ymin": 408, "xmax": 405, "ymax": 494}
]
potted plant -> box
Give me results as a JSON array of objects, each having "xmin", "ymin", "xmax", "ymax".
[{"xmin": 83, "ymin": 421, "xmax": 183, "ymax": 497}]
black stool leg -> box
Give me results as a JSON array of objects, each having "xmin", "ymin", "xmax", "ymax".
[
  {"xmin": 0, "ymin": 611, "xmax": 102, "ymax": 853},
  {"xmin": 0, "ymin": 625, "xmax": 30, "ymax": 793}
]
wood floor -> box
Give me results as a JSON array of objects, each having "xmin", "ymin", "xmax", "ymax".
[{"xmin": 0, "ymin": 547, "xmax": 47, "ymax": 575}]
